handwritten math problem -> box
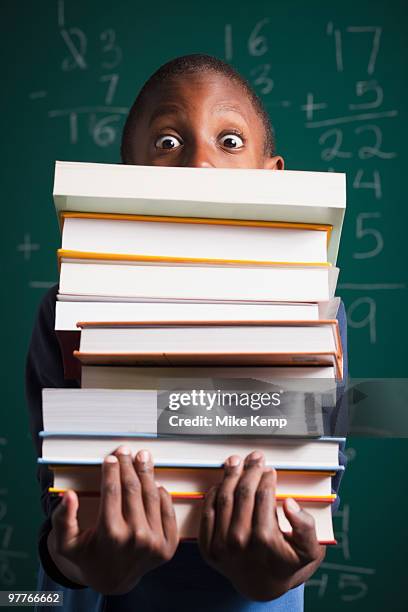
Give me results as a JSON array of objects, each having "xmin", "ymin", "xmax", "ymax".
[
  {"xmin": 220, "ymin": 17, "xmax": 405, "ymax": 350},
  {"xmin": 0, "ymin": 438, "xmax": 29, "ymax": 587}
]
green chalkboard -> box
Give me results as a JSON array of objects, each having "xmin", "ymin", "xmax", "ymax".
[{"xmin": 1, "ymin": 0, "xmax": 407, "ymax": 609}]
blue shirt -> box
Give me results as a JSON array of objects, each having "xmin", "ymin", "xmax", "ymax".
[{"xmin": 26, "ymin": 285, "xmax": 348, "ymax": 612}]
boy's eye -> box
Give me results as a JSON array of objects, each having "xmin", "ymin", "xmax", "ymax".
[
  {"xmin": 155, "ymin": 135, "xmax": 182, "ymax": 150},
  {"xmin": 219, "ymin": 133, "xmax": 244, "ymax": 149}
]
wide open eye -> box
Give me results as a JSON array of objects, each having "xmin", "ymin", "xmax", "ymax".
[
  {"xmin": 219, "ymin": 133, "xmax": 245, "ymax": 149},
  {"xmin": 155, "ymin": 135, "xmax": 182, "ymax": 150}
]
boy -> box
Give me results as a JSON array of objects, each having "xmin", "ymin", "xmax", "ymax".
[{"xmin": 26, "ymin": 54, "xmax": 347, "ymax": 611}]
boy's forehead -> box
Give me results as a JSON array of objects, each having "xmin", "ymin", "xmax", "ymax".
[{"xmin": 141, "ymin": 72, "xmax": 260, "ymax": 122}]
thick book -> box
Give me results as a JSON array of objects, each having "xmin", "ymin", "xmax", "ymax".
[
  {"xmin": 58, "ymin": 260, "xmax": 338, "ymax": 304},
  {"xmin": 47, "ymin": 491, "xmax": 336, "ymax": 543},
  {"xmin": 53, "ymin": 162, "xmax": 346, "ymax": 264},
  {"xmin": 60, "ymin": 212, "xmax": 331, "ymax": 265},
  {"xmin": 71, "ymin": 320, "xmax": 343, "ymax": 379},
  {"xmin": 41, "ymin": 386, "xmax": 328, "ymax": 438},
  {"xmin": 39, "ymin": 433, "xmax": 344, "ymax": 469},
  {"xmin": 49, "ymin": 466, "xmax": 337, "ymax": 542},
  {"xmin": 80, "ymin": 365, "xmax": 337, "ymax": 414}
]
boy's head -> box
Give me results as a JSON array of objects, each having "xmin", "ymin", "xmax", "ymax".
[{"xmin": 121, "ymin": 54, "xmax": 284, "ymax": 171}]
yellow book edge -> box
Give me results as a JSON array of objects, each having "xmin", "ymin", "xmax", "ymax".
[{"xmin": 57, "ymin": 248, "xmax": 332, "ymax": 268}]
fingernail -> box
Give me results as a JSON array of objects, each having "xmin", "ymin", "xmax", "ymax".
[
  {"xmin": 247, "ymin": 451, "xmax": 262, "ymax": 463},
  {"xmin": 61, "ymin": 492, "xmax": 68, "ymax": 506},
  {"xmin": 105, "ymin": 455, "xmax": 118, "ymax": 463},
  {"xmin": 137, "ymin": 449, "xmax": 151, "ymax": 463},
  {"xmin": 227, "ymin": 455, "xmax": 241, "ymax": 467},
  {"xmin": 155, "ymin": 481, "xmax": 161, "ymax": 488},
  {"xmin": 286, "ymin": 497, "xmax": 301, "ymax": 513},
  {"xmin": 117, "ymin": 446, "xmax": 131, "ymax": 455}
]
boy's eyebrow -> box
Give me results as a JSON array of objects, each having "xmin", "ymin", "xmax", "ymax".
[
  {"xmin": 212, "ymin": 101, "xmax": 245, "ymax": 115},
  {"xmin": 212, "ymin": 101, "xmax": 250, "ymax": 127},
  {"xmin": 148, "ymin": 104, "xmax": 185, "ymax": 126}
]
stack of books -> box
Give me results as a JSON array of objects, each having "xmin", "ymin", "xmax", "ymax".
[{"xmin": 39, "ymin": 161, "xmax": 347, "ymax": 544}]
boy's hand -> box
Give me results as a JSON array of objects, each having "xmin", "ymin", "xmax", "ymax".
[
  {"xmin": 198, "ymin": 452, "xmax": 325, "ymax": 602},
  {"xmin": 48, "ymin": 447, "xmax": 179, "ymax": 594}
]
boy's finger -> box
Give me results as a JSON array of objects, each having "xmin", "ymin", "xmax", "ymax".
[
  {"xmin": 198, "ymin": 485, "xmax": 217, "ymax": 557},
  {"xmin": 213, "ymin": 455, "xmax": 242, "ymax": 542},
  {"xmin": 134, "ymin": 450, "xmax": 162, "ymax": 532},
  {"xmin": 52, "ymin": 489, "xmax": 80, "ymax": 555},
  {"xmin": 158, "ymin": 486, "xmax": 178, "ymax": 548},
  {"xmin": 98, "ymin": 454, "xmax": 125, "ymax": 531},
  {"xmin": 228, "ymin": 451, "xmax": 265, "ymax": 545},
  {"xmin": 252, "ymin": 468, "xmax": 280, "ymax": 539},
  {"xmin": 282, "ymin": 498, "xmax": 322, "ymax": 562},
  {"xmin": 115, "ymin": 447, "xmax": 147, "ymax": 530}
]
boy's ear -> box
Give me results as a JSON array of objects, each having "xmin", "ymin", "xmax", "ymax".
[{"xmin": 263, "ymin": 155, "xmax": 285, "ymax": 170}]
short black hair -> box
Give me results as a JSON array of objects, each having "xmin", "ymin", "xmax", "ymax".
[{"xmin": 121, "ymin": 53, "xmax": 275, "ymax": 162}]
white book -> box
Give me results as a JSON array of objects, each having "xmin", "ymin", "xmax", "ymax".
[
  {"xmin": 59, "ymin": 260, "xmax": 338, "ymax": 302},
  {"xmin": 55, "ymin": 300, "xmax": 320, "ymax": 330},
  {"xmin": 72, "ymin": 321, "xmax": 343, "ymax": 378},
  {"xmin": 42, "ymin": 385, "xmax": 329, "ymax": 439},
  {"xmin": 40, "ymin": 435, "xmax": 342, "ymax": 468},
  {"xmin": 73, "ymin": 495, "xmax": 335, "ymax": 543},
  {"xmin": 53, "ymin": 162, "xmax": 346, "ymax": 264},
  {"xmin": 74, "ymin": 321, "xmax": 342, "ymax": 376},
  {"xmin": 77, "ymin": 321, "xmax": 340, "ymax": 356},
  {"xmin": 60, "ymin": 214, "xmax": 329, "ymax": 264}
]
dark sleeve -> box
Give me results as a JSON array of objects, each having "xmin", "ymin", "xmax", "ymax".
[
  {"xmin": 331, "ymin": 299, "xmax": 348, "ymax": 513},
  {"xmin": 25, "ymin": 285, "xmax": 86, "ymax": 589}
]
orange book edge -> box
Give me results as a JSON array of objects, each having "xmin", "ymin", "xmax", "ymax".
[
  {"xmin": 57, "ymin": 248, "xmax": 332, "ymax": 269},
  {"xmin": 76, "ymin": 318, "xmax": 339, "ymax": 333}
]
